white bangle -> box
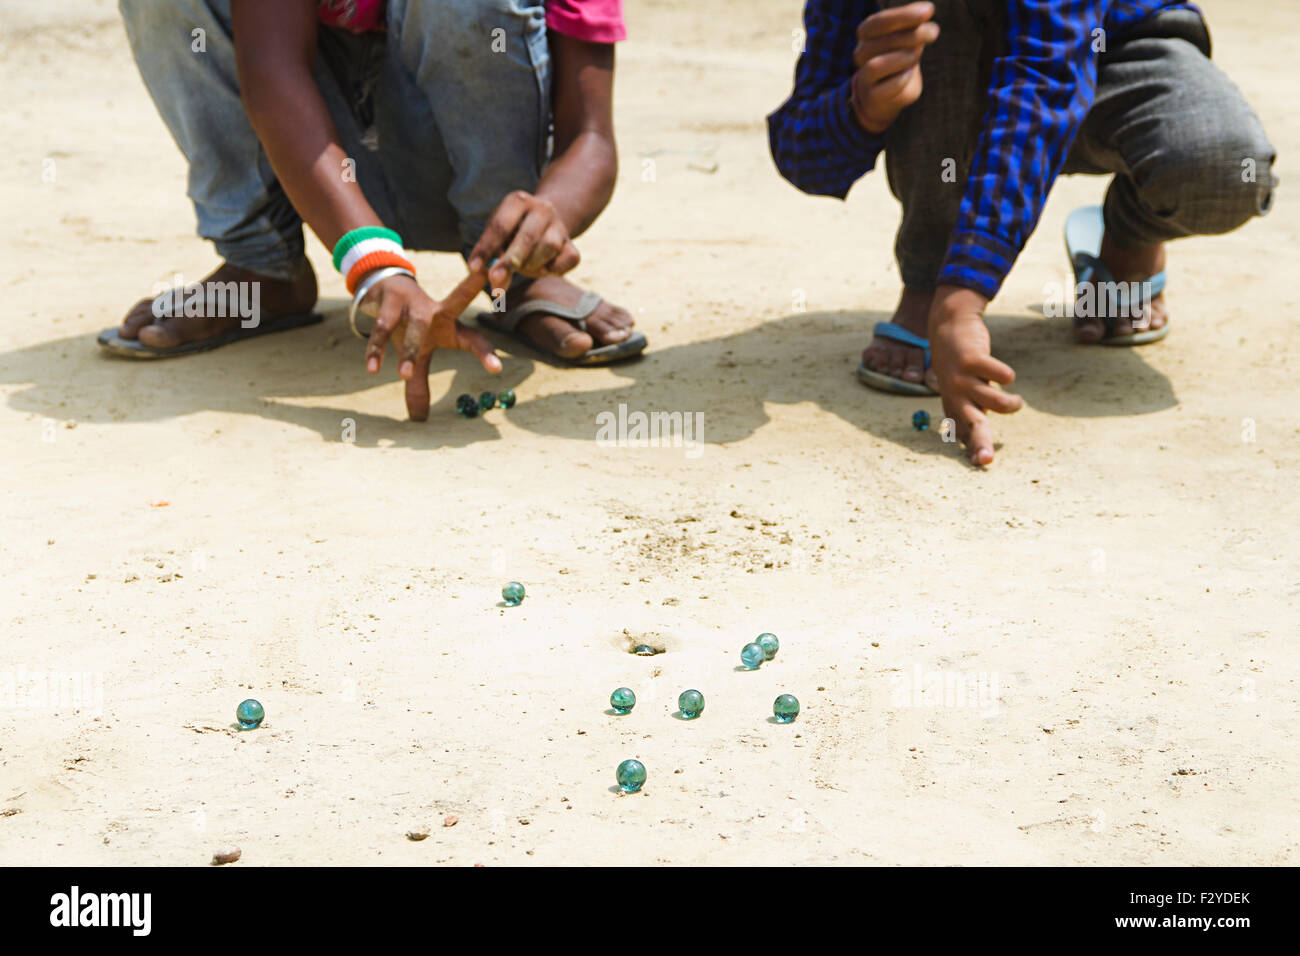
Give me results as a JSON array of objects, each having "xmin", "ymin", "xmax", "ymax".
[{"xmin": 348, "ymin": 266, "xmax": 416, "ymax": 339}]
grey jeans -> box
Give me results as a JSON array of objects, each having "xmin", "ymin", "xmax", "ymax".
[
  {"xmin": 119, "ymin": 0, "xmax": 551, "ymax": 280},
  {"xmin": 881, "ymin": 1, "xmax": 1277, "ymax": 290}
]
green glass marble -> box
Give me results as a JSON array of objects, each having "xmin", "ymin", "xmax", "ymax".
[
  {"xmin": 773, "ymin": 694, "xmax": 800, "ymax": 723},
  {"xmin": 478, "ymin": 391, "xmax": 496, "ymax": 411},
  {"xmin": 757, "ymin": 632, "xmax": 780, "ymax": 660},
  {"xmin": 912, "ymin": 409, "xmax": 931, "ymax": 431},
  {"xmin": 236, "ymin": 698, "xmax": 264, "ymax": 730},
  {"xmin": 741, "ymin": 642, "xmax": 765, "ymax": 670},
  {"xmin": 616, "ymin": 758, "xmax": 646, "ymax": 793},
  {"xmin": 610, "ymin": 687, "xmax": 636, "ymax": 714},
  {"xmin": 456, "ymin": 393, "xmax": 479, "ymax": 418},
  {"xmin": 501, "ymin": 581, "xmax": 525, "ymax": 606},
  {"xmin": 498, "ymin": 389, "xmax": 517, "ymax": 409},
  {"xmin": 677, "ymin": 689, "xmax": 704, "ymax": 719}
]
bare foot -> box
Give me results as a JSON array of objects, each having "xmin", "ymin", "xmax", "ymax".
[
  {"xmin": 504, "ymin": 275, "xmax": 635, "ymax": 360},
  {"xmin": 860, "ymin": 287, "xmax": 933, "ymax": 384},
  {"xmin": 118, "ymin": 260, "xmax": 318, "ymax": 351},
  {"xmin": 1074, "ymin": 236, "xmax": 1168, "ymax": 343}
]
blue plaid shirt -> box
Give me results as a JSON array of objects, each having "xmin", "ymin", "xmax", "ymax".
[{"xmin": 768, "ymin": 0, "xmax": 1199, "ymax": 299}]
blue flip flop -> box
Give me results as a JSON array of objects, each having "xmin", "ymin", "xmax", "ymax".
[
  {"xmin": 1065, "ymin": 205, "xmax": 1169, "ymax": 346},
  {"xmin": 856, "ymin": 322, "xmax": 937, "ymax": 395}
]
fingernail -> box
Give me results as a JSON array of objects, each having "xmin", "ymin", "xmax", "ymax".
[
  {"xmin": 367, "ymin": 358, "xmax": 379, "ymax": 373},
  {"xmin": 400, "ymin": 361, "xmax": 413, "ymax": 378}
]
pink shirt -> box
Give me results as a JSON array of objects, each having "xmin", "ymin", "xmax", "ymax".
[{"xmin": 317, "ymin": 0, "xmax": 625, "ymax": 43}]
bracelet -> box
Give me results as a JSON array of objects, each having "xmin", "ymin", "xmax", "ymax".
[
  {"xmin": 348, "ymin": 266, "xmax": 416, "ymax": 340},
  {"xmin": 332, "ymin": 226, "xmax": 417, "ymax": 295}
]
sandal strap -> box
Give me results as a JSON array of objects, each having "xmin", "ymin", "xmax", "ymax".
[
  {"xmin": 872, "ymin": 321, "xmax": 931, "ymax": 370},
  {"xmin": 493, "ymin": 290, "xmax": 603, "ymax": 332}
]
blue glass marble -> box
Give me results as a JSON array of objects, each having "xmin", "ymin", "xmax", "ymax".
[
  {"xmin": 757, "ymin": 632, "xmax": 780, "ymax": 660},
  {"xmin": 677, "ymin": 689, "xmax": 704, "ymax": 719},
  {"xmin": 610, "ymin": 687, "xmax": 636, "ymax": 714},
  {"xmin": 741, "ymin": 642, "xmax": 765, "ymax": 670},
  {"xmin": 236, "ymin": 698, "xmax": 264, "ymax": 730},
  {"xmin": 616, "ymin": 758, "xmax": 646, "ymax": 793},
  {"xmin": 456, "ymin": 393, "xmax": 479, "ymax": 418},
  {"xmin": 501, "ymin": 581, "xmax": 525, "ymax": 606},
  {"xmin": 478, "ymin": 391, "xmax": 496, "ymax": 411},
  {"xmin": 912, "ymin": 410, "xmax": 931, "ymax": 431},
  {"xmin": 773, "ymin": 694, "xmax": 800, "ymax": 723},
  {"xmin": 498, "ymin": 389, "xmax": 517, "ymax": 409}
]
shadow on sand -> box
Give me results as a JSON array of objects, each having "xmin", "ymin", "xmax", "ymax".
[{"xmin": 1, "ymin": 299, "xmax": 1177, "ymax": 462}]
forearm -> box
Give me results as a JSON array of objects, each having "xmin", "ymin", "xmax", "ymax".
[
  {"xmin": 534, "ymin": 132, "xmax": 616, "ymax": 239},
  {"xmin": 231, "ymin": 0, "xmax": 382, "ymax": 250},
  {"xmin": 538, "ymin": 31, "xmax": 617, "ymax": 239}
]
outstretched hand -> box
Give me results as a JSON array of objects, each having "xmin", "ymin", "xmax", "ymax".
[
  {"xmin": 926, "ymin": 285, "xmax": 1024, "ymax": 466},
  {"xmin": 358, "ymin": 266, "xmax": 502, "ymax": 421}
]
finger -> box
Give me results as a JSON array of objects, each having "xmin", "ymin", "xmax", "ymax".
[
  {"xmin": 970, "ymin": 381, "xmax": 1025, "ymax": 415},
  {"xmin": 541, "ymin": 239, "xmax": 581, "ymax": 277},
  {"xmin": 438, "ymin": 268, "xmax": 490, "ymax": 323},
  {"xmin": 861, "ymin": 45, "xmax": 925, "ymax": 84},
  {"xmin": 967, "ymin": 353, "xmax": 1017, "ymax": 386},
  {"xmin": 858, "ymin": 2, "xmax": 935, "ymax": 41},
  {"xmin": 467, "ymin": 191, "xmax": 530, "ymax": 272},
  {"xmin": 499, "ymin": 207, "xmax": 554, "ymax": 282},
  {"xmin": 521, "ymin": 223, "xmax": 567, "ymax": 275},
  {"xmin": 365, "ymin": 286, "xmax": 405, "ymax": 374},
  {"xmin": 454, "ymin": 321, "xmax": 503, "ymax": 374},
  {"xmin": 966, "ymin": 411, "xmax": 996, "ymax": 467},
  {"xmin": 854, "ymin": 21, "xmax": 940, "ymax": 65},
  {"xmin": 399, "ymin": 305, "xmax": 431, "ymax": 380},
  {"xmin": 404, "ymin": 349, "xmax": 433, "ymax": 422},
  {"xmin": 871, "ymin": 64, "xmax": 920, "ymax": 104}
]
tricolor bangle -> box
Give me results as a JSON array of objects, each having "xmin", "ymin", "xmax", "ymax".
[
  {"xmin": 348, "ymin": 265, "xmax": 416, "ymax": 340},
  {"xmin": 333, "ymin": 226, "xmax": 417, "ymax": 295}
]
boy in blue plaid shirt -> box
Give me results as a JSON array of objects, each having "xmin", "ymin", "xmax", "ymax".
[{"xmin": 769, "ymin": 1, "xmax": 1276, "ymax": 465}]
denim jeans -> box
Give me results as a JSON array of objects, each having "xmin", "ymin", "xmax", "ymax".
[{"xmin": 119, "ymin": 0, "xmax": 551, "ymax": 280}]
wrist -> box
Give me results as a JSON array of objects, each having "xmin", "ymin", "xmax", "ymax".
[
  {"xmin": 932, "ymin": 284, "xmax": 989, "ymax": 320},
  {"xmin": 849, "ymin": 82, "xmax": 892, "ymax": 136}
]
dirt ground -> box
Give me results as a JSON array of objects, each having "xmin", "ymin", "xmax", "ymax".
[{"xmin": 1, "ymin": 0, "xmax": 1296, "ymax": 865}]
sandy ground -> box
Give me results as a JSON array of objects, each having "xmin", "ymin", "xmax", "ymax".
[{"xmin": 1, "ymin": 0, "xmax": 1297, "ymax": 866}]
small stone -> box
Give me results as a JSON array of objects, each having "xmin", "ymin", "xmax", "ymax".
[
  {"xmin": 773, "ymin": 694, "xmax": 800, "ymax": 723},
  {"xmin": 912, "ymin": 410, "xmax": 931, "ymax": 431},
  {"xmin": 498, "ymin": 389, "xmax": 517, "ymax": 409},
  {"xmin": 756, "ymin": 632, "xmax": 779, "ymax": 660},
  {"xmin": 406, "ymin": 827, "xmax": 430, "ymax": 841},
  {"xmin": 610, "ymin": 687, "xmax": 636, "ymax": 714},
  {"xmin": 211, "ymin": 847, "xmax": 242, "ymax": 865},
  {"xmin": 236, "ymin": 699, "xmax": 264, "ymax": 730},
  {"xmin": 501, "ymin": 581, "xmax": 525, "ymax": 606},
  {"xmin": 740, "ymin": 642, "xmax": 765, "ymax": 670},
  {"xmin": 444, "ymin": 815, "xmax": 458, "ymax": 827},
  {"xmin": 616, "ymin": 759, "xmax": 647, "ymax": 793},
  {"xmin": 456, "ymin": 394, "xmax": 479, "ymax": 418},
  {"xmin": 678, "ymin": 689, "xmax": 704, "ymax": 719},
  {"xmin": 478, "ymin": 391, "xmax": 496, "ymax": 411}
]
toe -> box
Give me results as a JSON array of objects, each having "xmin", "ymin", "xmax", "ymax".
[
  {"xmin": 519, "ymin": 313, "xmax": 593, "ymax": 359},
  {"xmin": 900, "ymin": 347, "xmax": 925, "ymax": 383},
  {"xmin": 137, "ymin": 316, "xmax": 185, "ymax": 350},
  {"xmin": 1074, "ymin": 315, "xmax": 1106, "ymax": 344},
  {"xmin": 119, "ymin": 298, "xmax": 158, "ymax": 340},
  {"xmin": 886, "ymin": 344, "xmax": 908, "ymax": 381},
  {"xmin": 583, "ymin": 302, "xmax": 633, "ymax": 345}
]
